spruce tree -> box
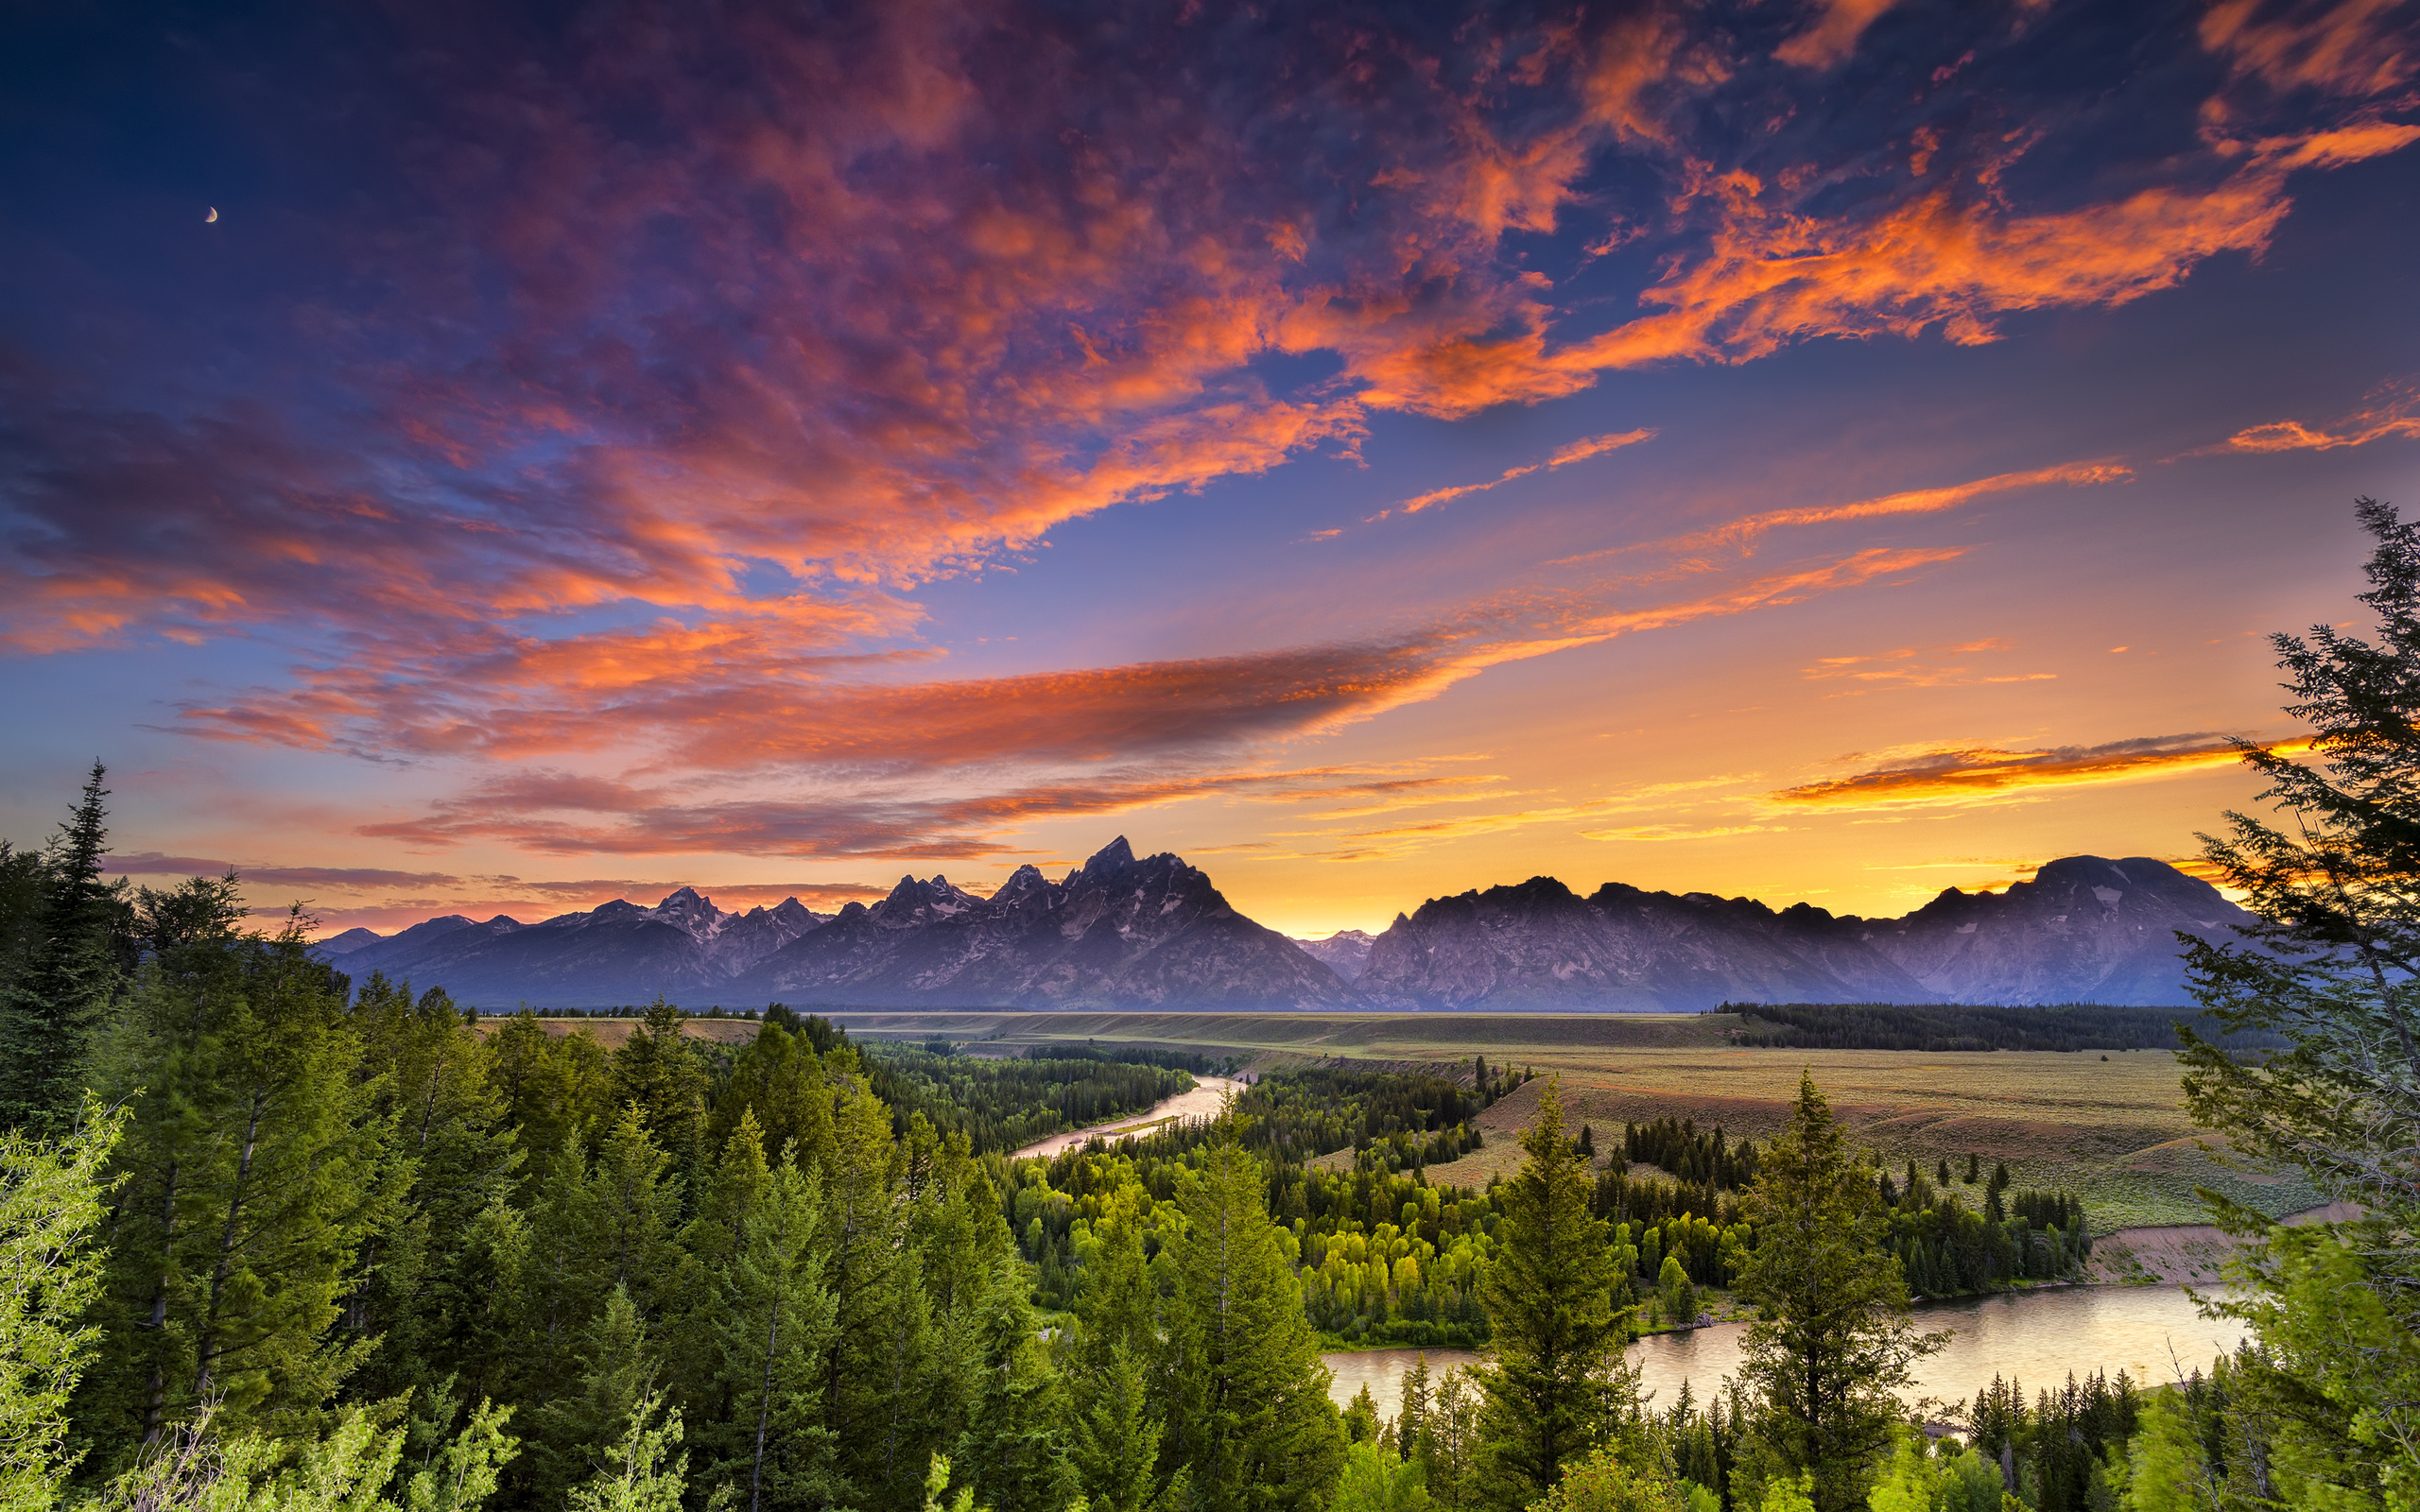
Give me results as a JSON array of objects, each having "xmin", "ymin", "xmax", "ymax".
[
  {"xmin": 682, "ymin": 1115, "xmax": 842, "ymax": 1512},
  {"xmin": 1165, "ymin": 1136, "xmax": 1344, "ymax": 1512},
  {"xmin": 2176, "ymin": 497, "xmax": 2420, "ymax": 1503},
  {"xmin": 1071, "ymin": 1343, "xmax": 1166, "ymax": 1512},
  {"xmin": 1472, "ymin": 1079, "xmax": 1628, "ymax": 1509},
  {"xmin": 346, "ymin": 978, "xmax": 521, "ymax": 1401},
  {"xmin": 1732, "ymin": 1073, "xmax": 1939, "ymax": 1512},
  {"xmin": 951, "ymin": 1251, "xmax": 1078, "ymax": 1512},
  {"xmin": 532, "ymin": 1282, "xmax": 660, "ymax": 1504},
  {"xmin": 0, "ymin": 764, "xmax": 131, "ymax": 1132},
  {"xmin": 77, "ymin": 906, "xmax": 407, "ymax": 1460}
]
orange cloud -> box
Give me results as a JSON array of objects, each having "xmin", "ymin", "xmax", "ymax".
[
  {"xmin": 2201, "ymin": 0, "xmax": 2419, "ymax": 99},
  {"xmin": 1763, "ymin": 733, "xmax": 2312, "ymax": 811},
  {"xmin": 2209, "ymin": 379, "xmax": 2420, "ymax": 454},
  {"xmin": 1579, "ymin": 823, "xmax": 1786, "ymax": 841},
  {"xmin": 1775, "ymin": 0, "xmax": 1899, "ymax": 70},
  {"xmin": 1374, "ymin": 428, "xmax": 1656, "ymax": 520}
]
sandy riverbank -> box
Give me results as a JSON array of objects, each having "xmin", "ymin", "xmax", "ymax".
[{"xmin": 1011, "ymin": 1075, "xmax": 1248, "ymax": 1160}]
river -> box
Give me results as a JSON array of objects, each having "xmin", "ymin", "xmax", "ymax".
[
  {"xmin": 1322, "ymin": 1285, "xmax": 2248, "ymax": 1422},
  {"xmin": 1011, "ymin": 1074, "xmax": 1250, "ymax": 1160}
]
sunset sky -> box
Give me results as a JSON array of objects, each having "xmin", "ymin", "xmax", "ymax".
[{"xmin": 4, "ymin": 0, "xmax": 2418, "ymax": 938}]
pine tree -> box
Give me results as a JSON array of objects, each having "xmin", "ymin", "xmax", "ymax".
[
  {"xmin": 490, "ymin": 1010, "xmax": 611, "ymax": 1171},
  {"xmin": 1071, "ymin": 1343, "xmax": 1166, "ymax": 1512},
  {"xmin": 1165, "ymin": 1136, "xmax": 1345, "ymax": 1512},
  {"xmin": 532, "ymin": 1283, "xmax": 660, "ymax": 1503},
  {"xmin": 610, "ymin": 999, "xmax": 708, "ymax": 1177},
  {"xmin": 0, "ymin": 764, "xmax": 131, "ymax": 1133},
  {"xmin": 346, "ymin": 977, "xmax": 522, "ymax": 1400},
  {"xmin": 952, "ymin": 1251, "xmax": 1077, "ymax": 1512},
  {"xmin": 704, "ymin": 1021, "xmax": 831, "ymax": 1167},
  {"xmin": 1732, "ymin": 1073, "xmax": 1940, "ymax": 1512},
  {"xmin": 2174, "ymin": 498, "xmax": 2420, "ymax": 1504},
  {"xmin": 1343, "ymin": 1383, "xmax": 1382, "ymax": 1446},
  {"xmin": 1472, "ymin": 1079, "xmax": 1628, "ymax": 1509},
  {"xmin": 685, "ymin": 1118, "xmax": 842, "ymax": 1512},
  {"xmin": 1397, "ymin": 1355, "xmax": 1432, "ymax": 1464},
  {"xmin": 1426, "ymin": 1369, "xmax": 1482, "ymax": 1512},
  {"xmin": 566, "ymin": 1385, "xmax": 687, "ymax": 1512},
  {"xmin": 77, "ymin": 908, "xmax": 406, "ymax": 1461}
]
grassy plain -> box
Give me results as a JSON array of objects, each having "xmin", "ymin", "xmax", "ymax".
[{"xmin": 798, "ymin": 1010, "xmax": 2312, "ymax": 1232}]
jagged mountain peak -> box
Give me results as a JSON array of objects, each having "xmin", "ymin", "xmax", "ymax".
[{"xmin": 1360, "ymin": 854, "xmax": 2254, "ymax": 1010}]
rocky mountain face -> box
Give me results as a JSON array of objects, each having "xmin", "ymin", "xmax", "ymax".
[
  {"xmin": 1291, "ymin": 929, "xmax": 1375, "ymax": 982},
  {"xmin": 317, "ymin": 888, "xmax": 825, "ymax": 1006},
  {"xmin": 731, "ymin": 837, "xmax": 1357, "ymax": 1009},
  {"xmin": 1356, "ymin": 856, "xmax": 2253, "ymax": 1010},
  {"xmin": 317, "ymin": 847, "xmax": 2244, "ymax": 1011}
]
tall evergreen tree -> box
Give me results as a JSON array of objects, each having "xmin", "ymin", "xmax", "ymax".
[
  {"xmin": 952, "ymin": 1251, "xmax": 1078, "ymax": 1512},
  {"xmin": 681, "ymin": 1112, "xmax": 842, "ymax": 1512},
  {"xmin": 1472, "ymin": 1080, "xmax": 1629, "ymax": 1510},
  {"xmin": 1164, "ymin": 1136, "xmax": 1344, "ymax": 1512},
  {"xmin": 2178, "ymin": 497, "xmax": 2420, "ymax": 1505},
  {"xmin": 533, "ymin": 1283, "xmax": 661, "ymax": 1505},
  {"xmin": 1072, "ymin": 1343, "xmax": 1167, "ymax": 1512},
  {"xmin": 76, "ymin": 903, "xmax": 408, "ymax": 1461},
  {"xmin": 1732, "ymin": 1073, "xmax": 1939, "ymax": 1512},
  {"xmin": 345, "ymin": 977, "xmax": 522, "ymax": 1401},
  {"xmin": 0, "ymin": 763, "xmax": 131, "ymax": 1133}
]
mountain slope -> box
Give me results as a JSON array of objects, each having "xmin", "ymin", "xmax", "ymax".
[
  {"xmin": 1355, "ymin": 856, "xmax": 2251, "ymax": 1010},
  {"xmin": 315, "ymin": 889, "xmax": 825, "ymax": 1006},
  {"xmin": 733, "ymin": 837, "xmax": 1356, "ymax": 1009},
  {"xmin": 315, "ymin": 847, "xmax": 2248, "ymax": 1011},
  {"xmin": 1291, "ymin": 929, "xmax": 1375, "ymax": 981}
]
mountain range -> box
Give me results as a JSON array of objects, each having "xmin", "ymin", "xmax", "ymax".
[{"xmin": 315, "ymin": 839, "xmax": 2254, "ymax": 1011}]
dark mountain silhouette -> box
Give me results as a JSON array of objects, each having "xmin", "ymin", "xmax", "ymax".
[
  {"xmin": 315, "ymin": 848, "xmax": 2244, "ymax": 1010},
  {"xmin": 1354, "ymin": 856, "xmax": 2252, "ymax": 1010},
  {"xmin": 731, "ymin": 837, "xmax": 1356, "ymax": 1009},
  {"xmin": 317, "ymin": 889, "xmax": 824, "ymax": 1006}
]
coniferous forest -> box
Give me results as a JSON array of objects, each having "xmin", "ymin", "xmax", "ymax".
[{"xmin": 3, "ymin": 507, "xmax": 2418, "ymax": 1512}]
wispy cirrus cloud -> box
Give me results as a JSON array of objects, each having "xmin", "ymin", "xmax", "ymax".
[
  {"xmin": 1555, "ymin": 461, "xmax": 2133, "ymax": 570},
  {"xmin": 1370, "ymin": 429, "xmax": 1655, "ymax": 522},
  {"xmin": 1762, "ymin": 733, "xmax": 2308, "ymax": 812},
  {"xmin": 2205, "ymin": 379, "xmax": 2420, "ymax": 455}
]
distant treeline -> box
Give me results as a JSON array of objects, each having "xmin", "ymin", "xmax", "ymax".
[
  {"xmin": 1716, "ymin": 1001, "xmax": 2290, "ymax": 1052},
  {"xmin": 1017, "ymin": 1040, "xmax": 1234, "ymax": 1075},
  {"xmin": 860, "ymin": 1040, "xmax": 1192, "ymax": 1152}
]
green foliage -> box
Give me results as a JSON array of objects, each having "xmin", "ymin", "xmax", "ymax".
[
  {"xmin": 1733, "ymin": 1074, "xmax": 1941, "ymax": 1512},
  {"xmin": 1656, "ymin": 1256, "xmax": 1696, "ymax": 1329},
  {"xmin": 861, "ymin": 1044, "xmax": 1192, "ymax": 1154},
  {"xmin": 1164, "ymin": 1137, "xmax": 1346, "ymax": 1512},
  {"xmin": 1471, "ymin": 1080, "xmax": 1631, "ymax": 1509},
  {"xmin": 92, "ymin": 1397, "xmax": 518, "ymax": 1512},
  {"xmin": 1526, "ymin": 1446, "xmax": 1685, "ymax": 1512},
  {"xmin": 565, "ymin": 1389, "xmax": 686, "ymax": 1512},
  {"xmin": 1334, "ymin": 1439, "xmax": 1430, "ymax": 1512},
  {"xmin": 1344, "ymin": 1384, "xmax": 1382, "ymax": 1447},
  {"xmin": 0, "ymin": 1101, "xmax": 126, "ymax": 1509},
  {"xmin": 2177, "ymin": 498, "xmax": 2420, "ymax": 1506},
  {"xmin": 78, "ymin": 909, "xmax": 408, "ymax": 1458},
  {"xmin": 0, "ymin": 765, "xmax": 135, "ymax": 1134}
]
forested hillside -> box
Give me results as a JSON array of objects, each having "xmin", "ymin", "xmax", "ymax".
[{"xmin": 0, "ymin": 732, "xmax": 2405, "ymax": 1512}]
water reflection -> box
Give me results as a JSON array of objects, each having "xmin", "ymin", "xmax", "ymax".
[{"xmin": 1323, "ymin": 1287, "xmax": 2248, "ymax": 1421}]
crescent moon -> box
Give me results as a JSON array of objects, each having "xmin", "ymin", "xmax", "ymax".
[{"xmin": 204, "ymin": 207, "xmax": 218, "ymax": 223}]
